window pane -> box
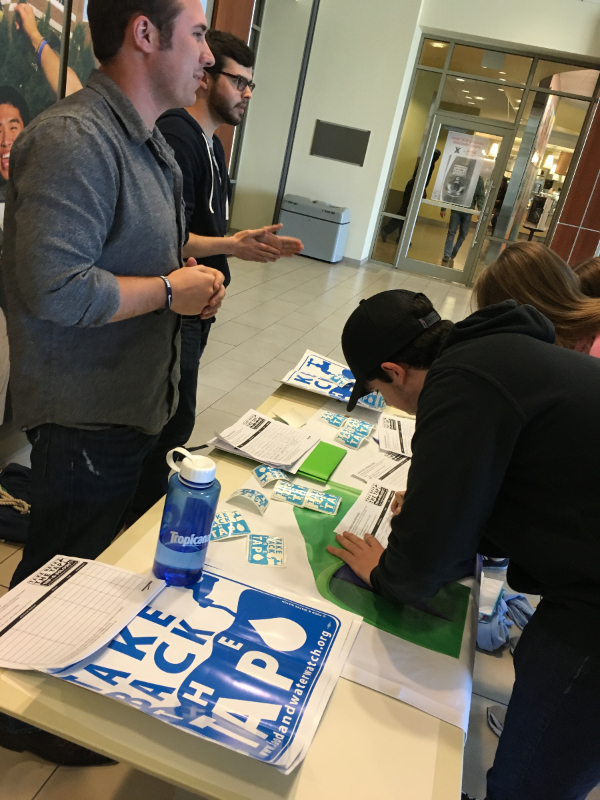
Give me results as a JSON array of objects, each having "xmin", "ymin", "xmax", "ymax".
[
  {"xmin": 372, "ymin": 216, "xmax": 403, "ymax": 264},
  {"xmin": 471, "ymin": 239, "xmax": 507, "ymax": 285},
  {"xmin": 493, "ymin": 93, "xmax": 590, "ymax": 243},
  {"xmin": 440, "ymin": 77, "xmax": 523, "ymax": 122},
  {"xmin": 533, "ymin": 62, "xmax": 599, "ymax": 96},
  {"xmin": 381, "ymin": 70, "xmax": 442, "ymax": 215},
  {"xmin": 449, "ymin": 45, "xmax": 532, "ymax": 85},
  {"xmin": 419, "ymin": 39, "xmax": 450, "ymax": 70}
]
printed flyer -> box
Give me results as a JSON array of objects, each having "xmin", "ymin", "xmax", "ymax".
[{"xmin": 431, "ymin": 131, "xmax": 488, "ymax": 208}]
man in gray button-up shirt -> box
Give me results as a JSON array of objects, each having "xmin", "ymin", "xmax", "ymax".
[{"xmin": 2, "ymin": 0, "xmax": 221, "ymax": 592}]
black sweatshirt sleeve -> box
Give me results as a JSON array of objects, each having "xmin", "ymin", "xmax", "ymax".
[
  {"xmin": 370, "ymin": 367, "xmax": 524, "ymax": 605},
  {"xmin": 157, "ymin": 118, "xmax": 209, "ymax": 240}
]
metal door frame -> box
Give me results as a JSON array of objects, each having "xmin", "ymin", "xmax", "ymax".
[{"xmin": 395, "ymin": 111, "xmax": 513, "ymax": 284}]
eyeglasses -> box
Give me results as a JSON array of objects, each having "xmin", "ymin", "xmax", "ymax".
[{"xmin": 217, "ymin": 71, "xmax": 256, "ymax": 93}]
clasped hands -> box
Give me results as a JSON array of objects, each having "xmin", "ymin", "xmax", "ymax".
[{"xmin": 326, "ymin": 491, "xmax": 405, "ymax": 586}]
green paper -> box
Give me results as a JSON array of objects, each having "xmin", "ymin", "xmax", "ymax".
[
  {"xmin": 293, "ymin": 480, "xmax": 471, "ymax": 659},
  {"xmin": 297, "ymin": 441, "xmax": 347, "ymax": 484}
]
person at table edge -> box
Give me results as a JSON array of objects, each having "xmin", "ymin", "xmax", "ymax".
[{"xmin": 329, "ymin": 286, "xmax": 600, "ymax": 800}]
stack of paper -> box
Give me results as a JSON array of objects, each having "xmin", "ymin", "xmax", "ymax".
[
  {"xmin": 282, "ymin": 350, "xmax": 385, "ymax": 411},
  {"xmin": 0, "ymin": 556, "xmax": 164, "ymax": 671},
  {"xmin": 211, "ymin": 410, "xmax": 319, "ymax": 471},
  {"xmin": 52, "ymin": 566, "xmax": 362, "ymax": 774},
  {"xmin": 377, "ymin": 412, "xmax": 416, "ymax": 456}
]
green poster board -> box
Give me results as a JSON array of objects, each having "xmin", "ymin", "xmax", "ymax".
[{"xmin": 293, "ymin": 481, "xmax": 471, "ymax": 659}]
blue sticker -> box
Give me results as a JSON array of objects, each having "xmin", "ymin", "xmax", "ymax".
[
  {"xmin": 303, "ymin": 490, "xmax": 341, "ymax": 516},
  {"xmin": 253, "ymin": 465, "xmax": 289, "ymax": 487},
  {"xmin": 228, "ymin": 488, "xmax": 269, "ymax": 515},
  {"xmin": 320, "ymin": 411, "xmax": 346, "ymax": 428},
  {"xmin": 334, "ymin": 428, "xmax": 369, "ymax": 450},
  {"xmin": 272, "ymin": 480, "xmax": 307, "ymax": 507},
  {"xmin": 342, "ymin": 419, "xmax": 373, "ymax": 437},
  {"xmin": 211, "ymin": 511, "xmax": 251, "ymax": 541},
  {"xmin": 247, "ymin": 534, "xmax": 286, "ymax": 567}
]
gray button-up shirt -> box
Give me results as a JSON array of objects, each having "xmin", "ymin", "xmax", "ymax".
[{"xmin": 2, "ymin": 70, "xmax": 185, "ymax": 434}]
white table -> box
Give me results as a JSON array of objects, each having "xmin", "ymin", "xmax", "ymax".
[{"xmin": 0, "ymin": 386, "xmax": 466, "ymax": 800}]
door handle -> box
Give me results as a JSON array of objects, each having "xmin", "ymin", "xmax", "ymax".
[{"xmin": 473, "ymin": 182, "xmax": 496, "ymax": 246}]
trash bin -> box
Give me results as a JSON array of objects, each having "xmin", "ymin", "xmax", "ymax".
[{"xmin": 279, "ymin": 194, "xmax": 350, "ymax": 263}]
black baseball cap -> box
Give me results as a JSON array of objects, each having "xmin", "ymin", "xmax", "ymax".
[{"xmin": 342, "ymin": 290, "xmax": 441, "ymax": 411}]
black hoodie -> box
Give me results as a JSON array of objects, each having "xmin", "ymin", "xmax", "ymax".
[
  {"xmin": 157, "ymin": 108, "xmax": 232, "ymax": 286},
  {"xmin": 370, "ymin": 300, "xmax": 600, "ymax": 650}
]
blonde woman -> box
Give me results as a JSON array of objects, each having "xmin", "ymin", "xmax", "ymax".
[{"xmin": 474, "ymin": 241, "xmax": 600, "ymax": 356}]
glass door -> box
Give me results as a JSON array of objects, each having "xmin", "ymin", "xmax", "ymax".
[{"xmin": 397, "ymin": 112, "xmax": 512, "ymax": 283}]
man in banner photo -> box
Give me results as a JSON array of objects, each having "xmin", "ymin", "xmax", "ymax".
[{"xmin": 330, "ymin": 288, "xmax": 600, "ymax": 800}]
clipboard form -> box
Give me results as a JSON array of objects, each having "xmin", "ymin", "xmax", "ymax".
[{"xmin": 0, "ymin": 556, "xmax": 164, "ymax": 671}]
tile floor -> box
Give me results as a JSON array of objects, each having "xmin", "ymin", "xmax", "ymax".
[{"xmin": 0, "ymin": 254, "xmax": 583, "ymax": 799}]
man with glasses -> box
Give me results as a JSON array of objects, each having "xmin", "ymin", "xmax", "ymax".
[{"xmin": 129, "ymin": 30, "xmax": 302, "ymax": 522}]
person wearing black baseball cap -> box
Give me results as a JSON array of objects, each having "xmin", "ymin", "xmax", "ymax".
[
  {"xmin": 328, "ymin": 290, "xmax": 600, "ymax": 800},
  {"xmin": 343, "ymin": 289, "xmax": 446, "ymax": 414}
]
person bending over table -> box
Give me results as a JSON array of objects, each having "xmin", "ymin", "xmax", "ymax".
[{"xmin": 328, "ymin": 289, "xmax": 600, "ymax": 800}]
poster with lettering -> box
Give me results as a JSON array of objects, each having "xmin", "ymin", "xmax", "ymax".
[
  {"xmin": 282, "ymin": 350, "xmax": 385, "ymax": 411},
  {"xmin": 431, "ymin": 131, "xmax": 488, "ymax": 209},
  {"xmin": 53, "ymin": 567, "xmax": 361, "ymax": 773}
]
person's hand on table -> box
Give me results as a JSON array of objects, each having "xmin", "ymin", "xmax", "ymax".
[
  {"xmin": 326, "ymin": 532, "xmax": 384, "ymax": 587},
  {"xmin": 391, "ymin": 490, "xmax": 406, "ymax": 516}
]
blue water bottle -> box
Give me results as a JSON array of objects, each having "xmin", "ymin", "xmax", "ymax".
[{"xmin": 152, "ymin": 447, "xmax": 221, "ymax": 587}]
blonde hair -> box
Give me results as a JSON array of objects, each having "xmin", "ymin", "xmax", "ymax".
[{"xmin": 474, "ymin": 241, "xmax": 600, "ymax": 348}]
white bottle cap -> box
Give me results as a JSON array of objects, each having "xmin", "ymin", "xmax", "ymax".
[{"xmin": 167, "ymin": 448, "xmax": 216, "ymax": 486}]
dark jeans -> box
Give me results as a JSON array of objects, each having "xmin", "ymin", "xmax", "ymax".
[
  {"xmin": 486, "ymin": 609, "xmax": 600, "ymax": 799},
  {"xmin": 10, "ymin": 423, "xmax": 160, "ymax": 588},
  {"xmin": 444, "ymin": 210, "xmax": 472, "ymax": 259},
  {"xmin": 126, "ymin": 316, "xmax": 212, "ymax": 524}
]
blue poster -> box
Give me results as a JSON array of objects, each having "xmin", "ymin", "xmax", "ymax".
[
  {"xmin": 283, "ymin": 351, "xmax": 385, "ymax": 410},
  {"xmin": 54, "ymin": 568, "xmax": 360, "ymax": 772}
]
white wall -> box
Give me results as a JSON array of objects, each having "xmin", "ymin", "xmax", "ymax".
[
  {"xmin": 420, "ymin": 0, "xmax": 600, "ymax": 62},
  {"xmin": 231, "ymin": 0, "xmax": 313, "ymax": 232},
  {"xmin": 232, "ymin": 0, "xmax": 600, "ymax": 263},
  {"xmin": 282, "ymin": 0, "xmax": 424, "ymax": 261}
]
